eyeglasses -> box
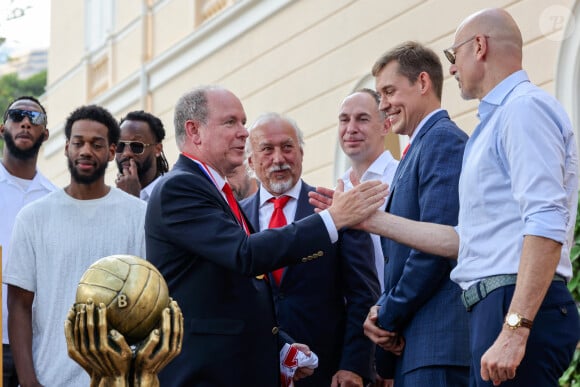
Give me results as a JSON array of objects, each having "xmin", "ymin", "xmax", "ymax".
[
  {"xmin": 6, "ymin": 109, "xmax": 47, "ymax": 126},
  {"xmin": 443, "ymin": 35, "xmax": 477, "ymax": 64},
  {"xmin": 116, "ymin": 141, "xmax": 154, "ymax": 155}
]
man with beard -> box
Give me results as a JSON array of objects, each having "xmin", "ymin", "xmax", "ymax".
[
  {"xmin": 240, "ymin": 112, "xmax": 380, "ymax": 387},
  {"xmin": 0, "ymin": 96, "xmax": 56, "ymax": 387},
  {"xmin": 226, "ymin": 164, "xmax": 259, "ymax": 200},
  {"xmin": 3, "ymin": 105, "xmax": 146, "ymax": 386},
  {"xmin": 115, "ymin": 110, "xmax": 169, "ymax": 201},
  {"xmin": 145, "ymin": 86, "xmax": 387, "ymax": 386}
]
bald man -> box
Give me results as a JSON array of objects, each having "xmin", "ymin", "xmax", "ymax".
[{"xmin": 318, "ymin": 8, "xmax": 579, "ymax": 387}]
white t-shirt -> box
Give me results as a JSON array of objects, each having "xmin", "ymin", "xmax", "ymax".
[
  {"xmin": 342, "ymin": 150, "xmax": 399, "ymax": 291},
  {"xmin": 3, "ymin": 187, "xmax": 146, "ymax": 386},
  {"xmin": 0, "ymin": 163, "xmax": 56, "ymax": 345}
]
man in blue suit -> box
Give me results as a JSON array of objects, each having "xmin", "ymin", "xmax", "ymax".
[
  {"xmin": 241, "ymin": 112, "xmax": 380, "ymax": 387},
  {"xmin": 145, "ymin": 86, "xmax": 388, "ymax": 386},
  {"xmin": 363, "ymin": 42, "xmax": 471, "ymax": 386}
]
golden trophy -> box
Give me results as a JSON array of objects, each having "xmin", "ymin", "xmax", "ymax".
[{"xmin": 64, "ymin": 255, "xmax": 183, "ymax": 387}]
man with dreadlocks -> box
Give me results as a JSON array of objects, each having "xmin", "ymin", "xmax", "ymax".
[{"xmin": 115, "ymin": 110, "xmax": 170, "ymax": 201}]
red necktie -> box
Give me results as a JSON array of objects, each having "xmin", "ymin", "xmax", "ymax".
[
  {"xmin": 268, "ymin": 196, "xmax": 291, "ymax": 284},
  {"xmin": 222, "ymin": 183, "xmax": 249, "ymax": 234},
  {"xmin": 401, "ymin": 143, "xmax": 410, "ymax": 159}
]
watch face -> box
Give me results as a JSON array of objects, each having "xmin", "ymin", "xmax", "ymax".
[{"xmin": 507, "ymin": 313, "xmax": 519, "ymax": 326}]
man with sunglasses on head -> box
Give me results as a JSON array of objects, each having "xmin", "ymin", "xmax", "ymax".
[
  {"xmin": 3, "ymin": 105, "xmax": 146, "ymax": 386},
  {"xmin": 115, "ymin": 110, "xmax": 169, "ymax": 202},
  {"xmin": 0, "ymin": 96, "xmax": 56, "ymax": 387}
]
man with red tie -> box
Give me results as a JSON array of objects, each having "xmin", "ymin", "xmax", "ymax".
[
  {"xmin": 145, "ymin": 86, "xmax": 388, "ymax": 386},
  {"xmin": 241, "ymin": 112, "xmax": 380, "ymax": 387}
]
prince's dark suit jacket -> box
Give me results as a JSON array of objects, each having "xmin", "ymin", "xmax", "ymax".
[
  {"xmin": 377, "ymin": 110, "xmax": 471, "ymax": 379},
  {"xmin": 145, "ymin": 155, "xmax": 335, "ymax": 387},
  {"xmin": 241, "ymin": 181, "xmax": 380, "ymax": 386}
]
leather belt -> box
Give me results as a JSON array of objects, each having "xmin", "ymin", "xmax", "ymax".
[{"xmin": 461, "ymin": 273, "xmax": 566, "ymax": 311}]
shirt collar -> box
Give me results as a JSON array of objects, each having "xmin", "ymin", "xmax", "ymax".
[
  {"xmin": 0, "ymin": 162, "xmax": 10, "ymax": 183},
  {"xmin": 0, "ymin": 162, "xmax": 55, "ymax": 192},
  {"xmin": 408, "ymin": 108, "xmax": 443, "ymax": 144},
  {"xmin": 478, "ymin": 70, "xmax": 529, "ymax": 121},
  {"xmin": 341, "ymin": 150, "xmax": 398, "ymax": 188},
  {"xmin": 363, "ymin": 150, "xmax": 396, "ymax": 180},
  {"xmin": 259, "ymin": 179, "xmax": 302, "ymax": 207},
  {"xmin": 140, "ymin": 175, "xmax": 161, "ymax": 201},
  {"xmin": 207, "ymin": 165, "xmax": 227, "ymax": 190}
]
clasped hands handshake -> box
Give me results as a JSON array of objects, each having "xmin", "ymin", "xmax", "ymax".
[{"xmin": 309, "ymin": 179, "xmax": 388, "ymax": 230}]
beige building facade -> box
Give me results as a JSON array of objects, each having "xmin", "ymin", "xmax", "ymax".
[{"xmin": 41, "ymin": 0, "xmax": 580, "ymax": 188}]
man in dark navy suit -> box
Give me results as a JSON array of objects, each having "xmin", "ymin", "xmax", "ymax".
[
  {"xmin": 241, "ymin": 112, "xmax": 380, "ymax": 387},
  {"xmin": 362, "ymin": 42, "xmax": 471, "ymax": 386},
  {"xmin": 145, "ymin": 86, "xmax": 388, "ymax": 386}
]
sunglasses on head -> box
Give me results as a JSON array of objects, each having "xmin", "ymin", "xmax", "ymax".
[
  {"xmin": 6, "ymin": 109, "xmax": 47, "ymax": 126},
  {"xmin": 116, "ymin": 141, "xmax": 154, "ymax": 155}
]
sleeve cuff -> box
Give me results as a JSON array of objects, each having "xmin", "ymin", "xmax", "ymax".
[{"xmin": 319, "ymin": 210, "xmax": 339, "ymax": 243}]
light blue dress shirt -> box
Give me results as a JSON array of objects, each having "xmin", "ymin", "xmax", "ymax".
[{"xmin": 451, "ymin": 70, "xmax": 578, "ymax": 289}]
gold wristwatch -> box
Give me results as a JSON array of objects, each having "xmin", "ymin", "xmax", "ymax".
[{"xmin": 505, "ymin": 312, "xmax": 533, "ymax": 330}]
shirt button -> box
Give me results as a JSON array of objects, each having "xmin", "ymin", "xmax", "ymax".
[{"xmin": 272, "ymin": 327, "xmax": 279, "ymax": 335}]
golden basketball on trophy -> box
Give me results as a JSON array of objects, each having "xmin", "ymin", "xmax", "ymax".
[{"xmin": 75, "ymin": 254, "xmax": 170, "ymax": 344}]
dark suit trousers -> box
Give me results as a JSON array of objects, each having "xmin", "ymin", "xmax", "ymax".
[
  {"xmin": 394, "ymin": 365, "xmax": 469, "ymax": 387},
  {"xmin": 468, "ymin": 281, "xmax": 579, "ymax": 387}
]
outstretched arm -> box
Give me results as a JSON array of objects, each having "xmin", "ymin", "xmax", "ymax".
[{"xmin": 310, "ymin": 184, "xmax": 459, "ymax": 259}]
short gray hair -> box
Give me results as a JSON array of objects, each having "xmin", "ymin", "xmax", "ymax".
[
  {"xmin": 174, "ymin": 86, "xmax": 218, "ymax": 149},
  {"xmin": 245, "ymin": 112, "xmax": 305, "ymax": 156}
]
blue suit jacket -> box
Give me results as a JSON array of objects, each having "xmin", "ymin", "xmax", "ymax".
[
  {"xmin": 241, "ymin": 181, "xmax": 380, "ymax": 386},
  {"xmin": 145, "ymin": 156, "xmax": 335, "ymax": 387},
  {"xmin": 377, "ymin": 110, "xmax": 471, "ymax": 377}
]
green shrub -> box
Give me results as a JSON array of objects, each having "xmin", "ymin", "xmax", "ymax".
[{"xmin": 559, "ymin": 198, "xmax": 580, "ymax": 387}]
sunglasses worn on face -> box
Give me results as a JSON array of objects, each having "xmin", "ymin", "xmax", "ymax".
[
  {"xmin": 443, "ymin": 35, "xmax": 477, "ymax": 65},
  {"xmin": 444, "ymin": 35, "xmax": 491, "ymax": 65},
  {"xmin": 6, "ymin": 109, "xmax": 47, "ymax": 126},
  {"xmin": 116, "ymin": 141, "xmax": 154, "ymax": 155}
]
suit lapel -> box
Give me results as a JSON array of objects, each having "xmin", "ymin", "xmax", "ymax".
[
  {"xmin": 242, "ymin": 193, "xmax": 261, "ymax": 232},
  {"xmin": 387, "ymin": 110, "xmax": 450, "ymax": 208},
  {"xmin": 176, "ymin": 155, "xmax": 243, "ymax": 228},
  {"xmin": 295, "ymin": 181, "xmax": 314, "ymax": 220}
]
